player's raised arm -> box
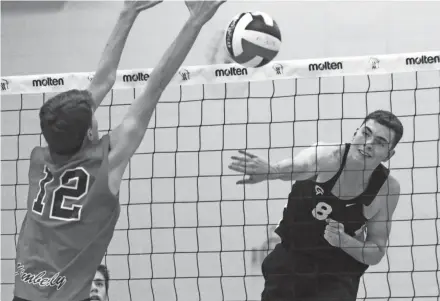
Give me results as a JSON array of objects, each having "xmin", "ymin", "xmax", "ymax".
[
  {"xmin": 107, "ymin": 0, "xmax": 226, "ymax": 194},
  {"xmin": 228, "ymin": 143, "xmax": 339, "ymax": 184},
  {"xmin": 87, "ymin": 1, "xmax": 163, "ymax": 109}
]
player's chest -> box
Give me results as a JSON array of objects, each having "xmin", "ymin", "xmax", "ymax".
[{"xmin": 291, "ymin": 183, "xmax": 367, "ymax": 222}]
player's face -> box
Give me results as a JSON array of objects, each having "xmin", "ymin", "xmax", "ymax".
[
  {"xmin": 90, "ymin": 271, "xmax": 108, "ymax": 301},
  {"xmin": 350, "ymin": 119, "xmax": 396, "ymax": 167}
]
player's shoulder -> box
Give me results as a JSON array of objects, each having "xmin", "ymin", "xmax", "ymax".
[
  {"xmin": 311, "ymin": 141, "xmax": 346, "ymax": 168},
  {"xmin": 379, "ymin": 172, "xmax": 400, "ymax": 196},
  {"xmin": 82, "ymin": 134, "xmax": 111, "ymax": 155},
  {"xmin": 29, "ymin": 145, "xmax": 48, "ymax": 163}
]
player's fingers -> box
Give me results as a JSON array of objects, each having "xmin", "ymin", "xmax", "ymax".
[
  {"xmin": 228, "ymin": 164, "xmax": 246, "ymax": 173},
  {"xmin": 236, "ymin": 177, "xmax": 254, "ymax": 185},
  {"xmin": 232, "ymin": 161, "xmax": 255, "ymax": 171},
  {"xmin": 325, "ymin": 224, "xmax": 339, "ymax": 234},
  {"xmin": 326, "ymin": 219, "xmax": 343, "ymax": 229},
  {"xmin": 238, "ymin": 149, "xmax": 257, "ymax": 159},
  {"xmin": 235, "ymin": 160, "xmax": 258, "ymax": 169},
  {"xmin": 231, "ymin": 156, "xmax": 247, "ymax": 162}
]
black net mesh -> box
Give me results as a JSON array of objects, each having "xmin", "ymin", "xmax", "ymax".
[{"xmin": 1, "ymin": 71, "xmax": 440, "ymax": 300}]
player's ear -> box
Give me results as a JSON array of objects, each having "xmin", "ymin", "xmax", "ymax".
[
  {"xmin": 383, "ymin": 148, "xmax": 395, "ymax": 162},
  {"xmin": 87, "ymin": 127, "xmax": 93, "ymax": 141}
]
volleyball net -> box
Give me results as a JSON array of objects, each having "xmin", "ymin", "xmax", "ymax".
[{"xmin": 1, "ymin": 51, "xmax": 440, "ymax": 301}]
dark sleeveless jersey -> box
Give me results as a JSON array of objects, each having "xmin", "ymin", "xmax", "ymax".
[
  {"xmin": 14, "ymin": 135, "xmax": 120, "ymax": 301},
  {"xmin": 275, "ymin": 143, "xmax": 389, "ymax": 274}
]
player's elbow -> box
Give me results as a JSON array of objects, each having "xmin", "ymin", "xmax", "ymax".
[
  {"xmin": 366, "ymin": 244, "xmax": 386, "ymax": 265},
  {"xmin": 367, "ymin": 250, "xmax": 385, "ymax": 265},
  {"xmin": 121, "ymin": 117, "xmax": 146, "ymax": 141}
]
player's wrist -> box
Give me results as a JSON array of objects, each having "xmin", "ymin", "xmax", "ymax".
[
  {"xmin": 338, "ymin": 232, "xmax": 353, "ymax": 248},
  {"xmin": 119, "ymin": 7, "xmax": 140, "ymax": 21},
  {"xmin": 187, "ymin": 15, "xmax": 210, "ymax": 28},
  {"xmin": 266, "ymin": 164, "xmax": 281, "ymax": 179}
]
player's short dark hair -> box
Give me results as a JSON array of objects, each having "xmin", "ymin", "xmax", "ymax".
[
  {"xmin": 40, "ymin": 89, "xmax": 94, "ymax": 155},
  {"xmin": 362, "ymin": 110, "xmax": 403, "ymax": 149},
  {"xmin": 96, "ymin": 264, "xmax": 110, "ymax": 294}
]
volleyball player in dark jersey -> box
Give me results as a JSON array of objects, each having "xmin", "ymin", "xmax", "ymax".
[
  {"xmin": 13, "ymin": 1, "xmax": 226, "ymax": 301},
  {"xmin": 229, "ymin": 110, "xmax": 403, "ymax": 300}
]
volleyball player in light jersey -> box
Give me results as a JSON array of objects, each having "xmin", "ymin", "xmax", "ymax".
[
  {"xmin": 13, "ymin": 1, "xmax": 226, "ymax": 301},
  {"xmin": 229, "ymin": 111, "xmax": 403, "ymax": 300}
]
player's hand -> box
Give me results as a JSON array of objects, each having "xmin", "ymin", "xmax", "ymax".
[
  {"xmin": 324, "ymin": 219, "xmax": 347, "ymax": 248},
  {"xmin": 185, "ymin": 0, "xmax": 227, "ymax": 26},
  {"xmin": 228, "ymin": 150, "xmax": 275, "ymax": 185},
  {"xmin": 123, "ymin": 0, "xmax": 163, "ymax": 13}
]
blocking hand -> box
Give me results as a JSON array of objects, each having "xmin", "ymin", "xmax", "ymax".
[
  {"xmin": 185, "ymin": 0, "xmax": 227, "ymax": 25},
  {"xmin": 124, "ymin": 0, "xmax": 163, "ymax": 13}
]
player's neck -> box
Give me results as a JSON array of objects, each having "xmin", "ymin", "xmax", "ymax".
[
  {"xmin": 343, "ymin": 157, "xmax": 376, "ymax": 180},
  {"xmin": 48, "ymin": 140, "xmax": 89, "ymax": 164},
  {"xmin": 49, "ymin": 152, "xmax": 74, "ymax": 165}
]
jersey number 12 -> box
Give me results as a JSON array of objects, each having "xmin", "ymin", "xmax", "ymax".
[{"xmin": 32, "ymin": 166, "xmax": 90, "ymax": 221}]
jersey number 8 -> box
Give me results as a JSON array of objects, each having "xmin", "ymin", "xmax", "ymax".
[
  {"xmin": 312, "ymin": 202, "xmax": 332, "ymax": 220},
  {"xmin": 32, "ymin": 166, "xmax": 90, "ymax": 221}
]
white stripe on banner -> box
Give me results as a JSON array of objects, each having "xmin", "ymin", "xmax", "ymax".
[{"xmin": 1, "ymin": 51, "xmax": 439, "ymax": 95}]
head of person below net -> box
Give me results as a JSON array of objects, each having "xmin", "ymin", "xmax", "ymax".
[
  {"xmin": 228, "ymin": 110, "xmax": 403, "ymax": 184},
  {"xmin": 90, "ymin": 264, "xmax": 110, "ymax": 301}
]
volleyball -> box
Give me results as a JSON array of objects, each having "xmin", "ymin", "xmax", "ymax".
[{"xmin": 225, "ymin": 12, "xmax": 282, "ymax": 68}]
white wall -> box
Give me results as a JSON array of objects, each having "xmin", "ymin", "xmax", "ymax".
[
  {"xmin": 2, "ymin": 1, "xmax": 440, "ymax": 301},
  {"xmin": 2, "ymin": 1, "xmax": 440, "ymax": 76}
]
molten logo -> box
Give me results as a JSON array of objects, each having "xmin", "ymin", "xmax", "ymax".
[
  {"xmin": 215, "ymin": 67, "xmax": 248, "ymax": 77},
  {"xmin": 122, "ymin": 72, "xmax": 149, "ymax": 83},
  {"xmin": 32, "ymin": 77, "xmax": 64, "ymax": 87},
  {"xmin": 309, "ymin": 61, "xmax": 343, "ymax": 71},
  {"xmin": 405, "ymin": 55, "xmax": 440, "ymax": 65}
]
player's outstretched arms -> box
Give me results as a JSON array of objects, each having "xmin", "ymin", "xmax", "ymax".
[
  {"xmin": 87, "ymin": 1, "xmax": 163, "ymax": 109},
  {"xmin": 107, "ymin": 0, "xmax": 226, "ymax": 195},
  {"xmin": 228, "ymin": 143, "xmax": 339, "ymax": 185}
]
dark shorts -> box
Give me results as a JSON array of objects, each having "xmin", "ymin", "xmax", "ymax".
[
  {"xmin": 261, "ymin": 243, "xmax": 361, "ymax": 301},
  {"xmin": 13, "ymin": 297, "xmax": 90, "ymax": 301}
]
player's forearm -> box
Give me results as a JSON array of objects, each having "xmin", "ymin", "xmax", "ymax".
[
  {"xmin": 340, "ymin": 234, "xmax": 385, "ymax": 265},
  {"xmin": 146, "ymin": 18, "xmax": 202, "ymax": 94},
  {"xmin": 268, "ymin": 159, "xmax": 294, "ymax": 180},
  {"xmin": 89, "ymin": 9, "xmax": 139, "ymax": 108},
  {"xmin": 269, "ymin": 158, "xmax": 312, "ymax": 181}
]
